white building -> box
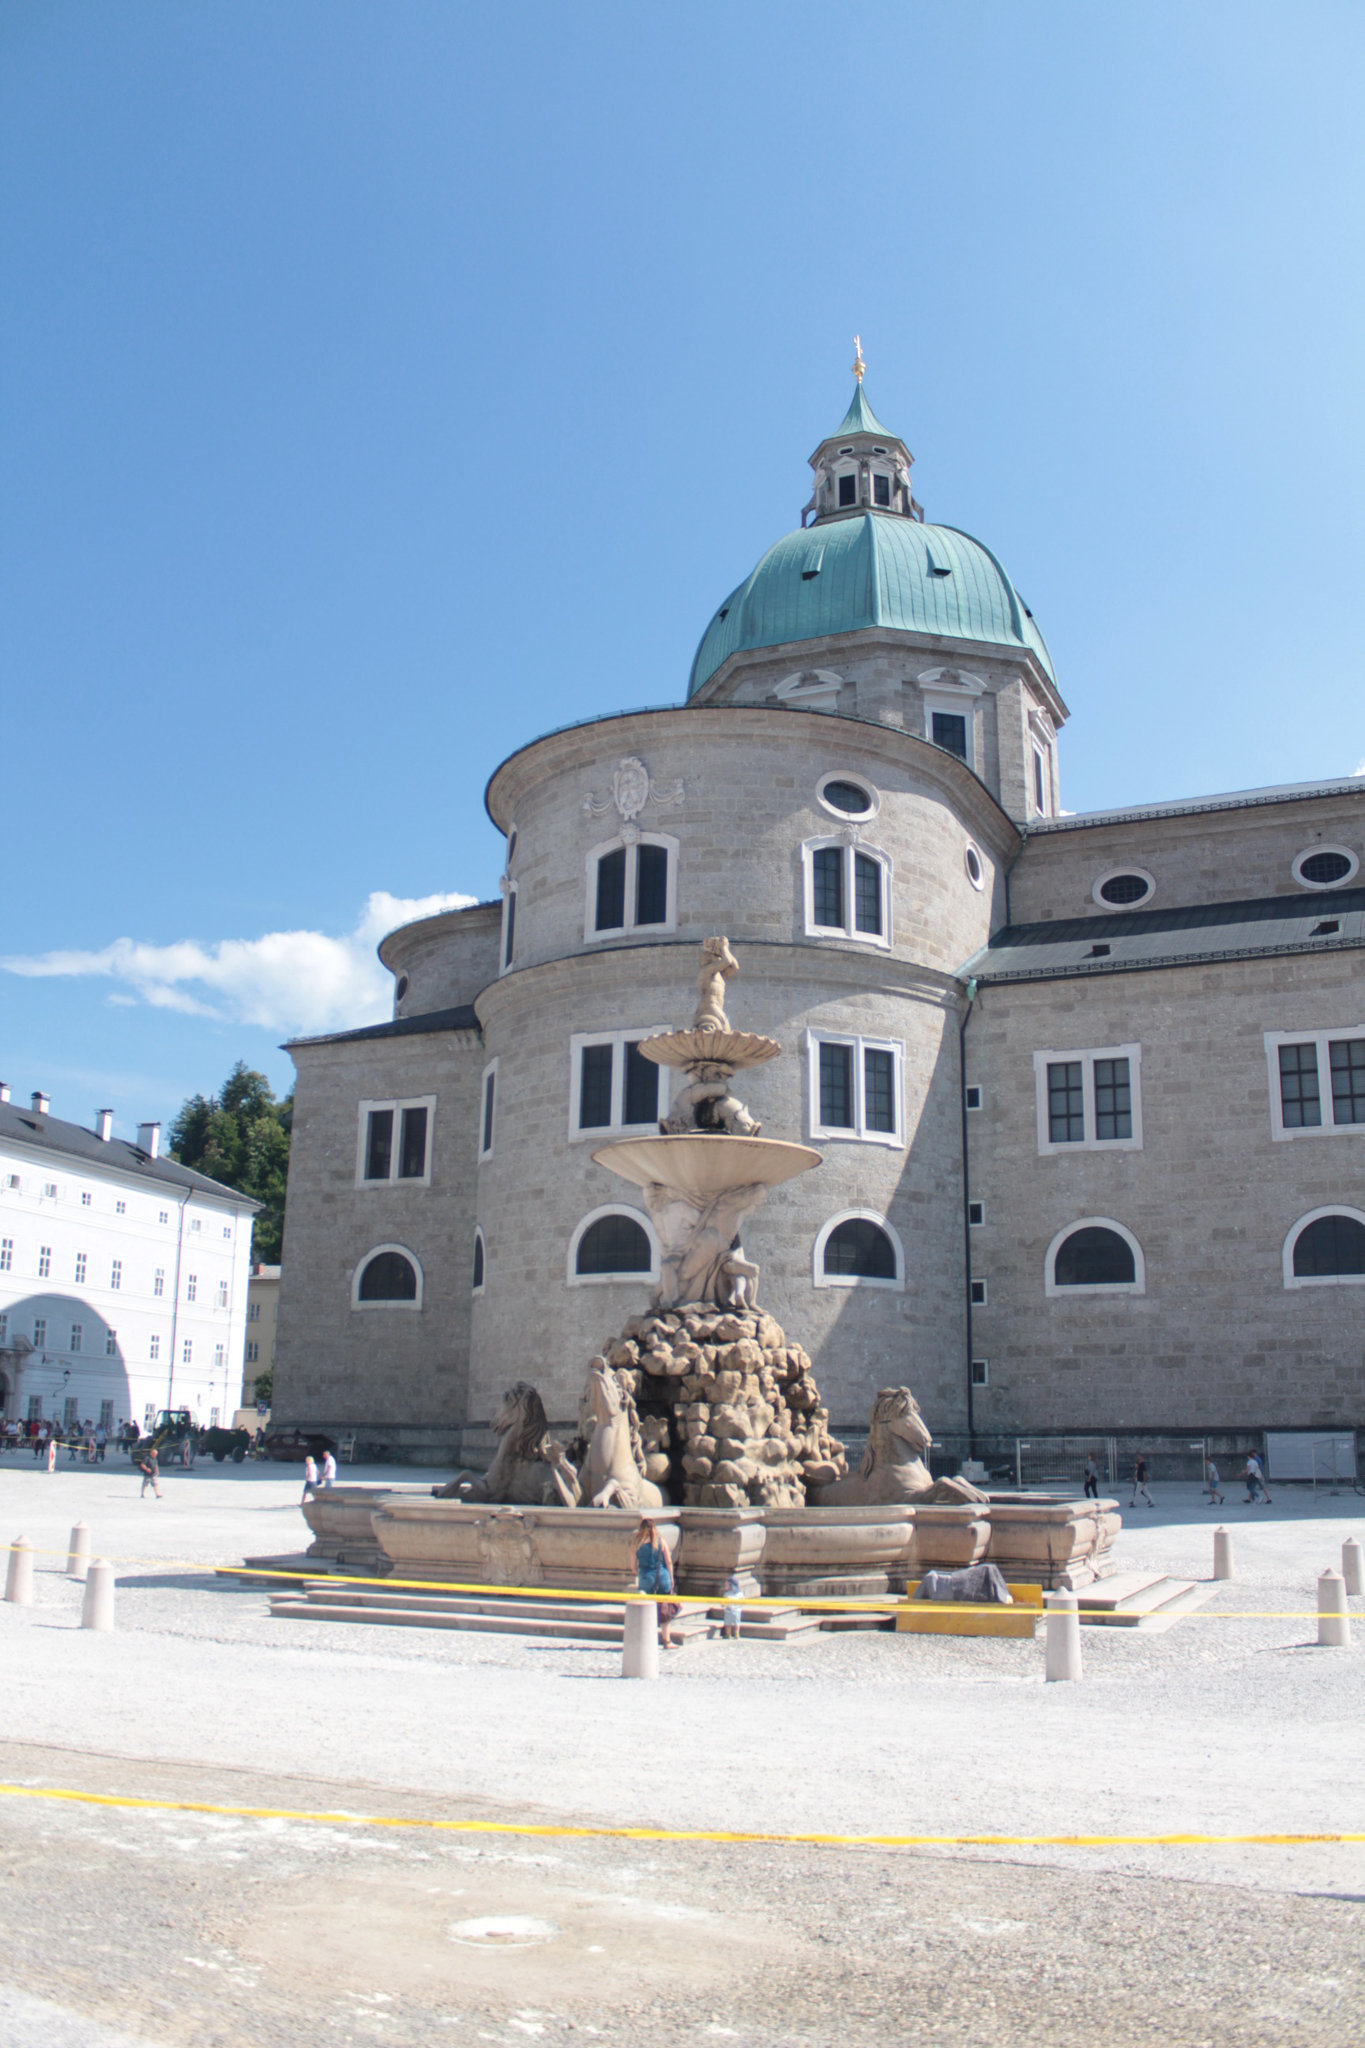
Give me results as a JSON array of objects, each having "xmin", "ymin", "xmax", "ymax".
[{"xmin": 0, "ymin": 1086, "xmax": 258, "ymax": 1435}]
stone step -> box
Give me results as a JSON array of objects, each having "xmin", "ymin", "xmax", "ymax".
[
  {"xmin": 1078, "ymin": 1577, "xmax": 1214, "ymax": 1629},
  {"xmin": 1076, "ymin": 1572, "xmax": 1176, "ymax": 1611}
]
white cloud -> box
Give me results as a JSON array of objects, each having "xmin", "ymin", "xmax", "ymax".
[{"xmin": 1, "ymin": 889, "xmax": 479, "ymax": 1037}]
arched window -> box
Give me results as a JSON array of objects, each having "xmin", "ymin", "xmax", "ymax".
[
  {"xmin": 802, "ymin": 838, "xmax": 891, "ymax": 946},
  {"xmin": 1283, "ymin": 1207, "xmax": 1365, "ymax": 1288},
  {"xmin": 352, "ymin": 1245, "xmax": 423, "ymax": 1310},
  {"xmin": 472, "ymin": 1228, "xmax": 486, "ymax": 1294},
  {"xmin": 585, "ymin": 834, "xmax": 678, "ymax": 941},
  {"xmin": 1045, "ymin": 1219, "xmax": 1144, "ymax": 1297},
  {"xmin": 813, "ymin": 1210, "xmax": 905, "ymax": 1291},
  {"xmin": 567, "ymin": 1207, "xmax": 659, "ymax": 1286}
]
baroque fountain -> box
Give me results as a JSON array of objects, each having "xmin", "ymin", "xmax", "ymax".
[{"xmin": 306, "ymin": 941, "xmax": 1119, "ymax": 1601}]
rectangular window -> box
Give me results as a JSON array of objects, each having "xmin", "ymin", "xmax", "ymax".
[
  {"xmin": 110, "ymin": 1259, "xmax": 122, "ymax": 1290},
  {"xmin": 106, "ymin": 1330, "xmax": 117, "ymax": 1355},
  {"xmin": 81, "ymin": 1192, "xmax": 92, "ymax": 1207},
  {"xmin": 145, "ymin": 1404, "xmax": 156, "ymax": 1431},
  {"xmin": 214, "ymin": 1344, "xmax": 225, "ymax": 1369},
  {"xmin": 154, "ymin": 1269, "xmax": 165, "ymax": 1297},
  {"xmin": 33, "ymin": 1319, "xmax": 46, "ymax": 1347},
  {"xmin": 245, "ymin": 1340, "xmax": 259, "ymax": 1364},
  {"xmin": 247, "ymin": 1301, "xmax": 261, "ymax": 1322},
  {"xmin": 970, "ymin": 1279, "xmax": 987, "ymax": 1306},
  {"xmin": 818, "ymin": 1042, "xmax": 854, "ymax": 1128},
  {"xmin": 569, "ymin": 1030, "xmax": 667, "ymax": 1139},
  {"xmin": 812, "ymin": 846, "xmax": 843, "ymax": 927},
  {"xmin": 186, "ymin": 1275, "xmax": 197, "ymax": 1303},
  {"xmin": 838, "ymin": 472, "xmax": 857, "ymax": 507},
  {"xmin": 358, "ymin": 1096, "xmax": 437, "ymax": 1184},
  {"xmin": 1035, "ymin": 1045, "xmax": 1143, "ymax": 1154},
  {"xmin": 183, "ymin": 1340, "xmax": 193, "ymax": 1365},
  {"xmin": 0, "ymin": 1314, "xmax": 6, "ymax": 1345},
  {"xmin": 1033, "ymin": 747, "xmax": 1047, "ymax": 813},
  {"xmin": 117, "ymin": 1201, "xmax": 127, "ymax": 1216},
  {"xmin": 502, "ymin": 886, "xmax": 517, "ymax": 968},
  {"xmin": 64, "ymin": 1398, "xmax": 79, "ymax": 1429},
  {"xmin": 159, "ymin": 1210, "xmax": 169, "ymax": 1225},
  {"xmin": 635, "ymin": 843, "xmax": 669, "ymax": 926},
  {"xmin": 398, "ymin": 1105, "xmax": 429, "ymax": 1179},
  {"xmin": 1092, "ymin": 1058, "xmax": 1132, "ymax": 1141},
  {"xmin": 223, "ymin": 1225, "xmax": 232, "ymax": 1239},
  {"xmin": 74, "ymin": 1252, "xmax": 87, "ymax": 1283},
  {"xmin": 1047, "ymin": 1062, "xmax": 1085, "ymax": 1144},
  {"xmin": 809, "ymin": 1034, "xmax": 903, "ymax": 1145},
  {"xmin": 190, "ymin": 1217, "xmax": 199, "ymax": 1231},
  {"xmin": 970, "ymin": 1359, "xmax": 989, "ymax": 1387},
  {"xmin": 873, "ymin": 472, "xmax": 891, "ymax": 507},
  {"xmin": 968, "ymin": 1201, "xmax": 985, "ymax": 1226},
  {"xmin": 480, "ymin": 1065, "xmax": 497, "ymax": 1159},
  {"xmin": 595, "ymin": 845, "xmax": 627, "ymax": 932},
  {"xmin": 1, "ymin": 1238, "xmax": 12, "ymax": 1272},
  {"xmin": 210, "ymin": 1407, "xmax": 220, "ymax": 1428},
  {"xmin": 853, "ymin": 852, "xmax": 883, "ymax": 936},
  {"xmin": 1267, "ymin": 1031, "xmax": 1365, "ymax": 1139},
  {"xmin": 38, "ymin": 1246, "xmax": 52, "ymax": 1278},
  {"xmin": 100, "ymin": 1400, "xmax": 114, "ymax": 1429},
  {"xmin": 150, "ymin": 1335, "xmax": 160, "ymax": 1361},
  {"xmin": 965, "ymin": 1085, "xmax": 982, "ymax": 1111},
  {"xmin": 1329, "ymin": 1039, "xmax": 1365, "ymax": 1125},
  {"xmin": 365, "ymin": 1108, "xmax": 394, "ymax": 1181},
  {"xmin": 43, "ymin": 1181, "xmax": 58, "ymax": 1199},
  {"xmin": 216, "ymin": 1281, "xmax": 228, "ymax": 1308},
  {"xmin": 931, "ymin": 711, "xmax": 968, "ymax": 760},
  {"xmin": 70, "ymin": 1324, "xmax": 82, "ymax": 1353},
  {"xmin": 28, "ymin": 1397, "xmax": 43, "ymax": 1422}
]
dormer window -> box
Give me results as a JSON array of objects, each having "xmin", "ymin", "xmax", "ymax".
[
  {"xmin": 838, "ymin": 474, "xmax": 857, "ymax": 508},
  {"xmin": 873, "ymin": 474, "xmax": 891, "ymax": 506}
]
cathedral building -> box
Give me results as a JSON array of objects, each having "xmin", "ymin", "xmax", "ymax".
[{"xmin": 273, "ymin": 368, "xmax": 1364, "ymax": 1465}]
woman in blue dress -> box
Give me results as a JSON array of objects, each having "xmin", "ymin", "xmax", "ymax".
[{"xmin": 634, "ymin": 1519, "xmax": 682, "ymax": 1648}]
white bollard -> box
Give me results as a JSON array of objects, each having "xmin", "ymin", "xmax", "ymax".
[
  {"xmin": 1213, "ymin": 1526, "xmax": 1234, "ymax": 1581},
  {"xmin": 1342, "ymin": 1538, "xmax": 1363, "ymax": 1599},
  {"xmin": 4, "ymin": 1535, "xmax": 34, "ymax": 1606},
  {"xmin": 1317, "ymin": 1570, "xmax": 1350, "ymax": 1648},
  {"xmin": 67, "ymin": 1521, "xmax": 91, "ymax": 1581},
  {"xmin": 622, "ymin": 1599, "xmax": 659, "ymax": 1679},
  {"xmin": 1044, "ymin": 1588, "xmax": 1083, "ymax": 1682},
  {"xmin": 80, "ymin": 1559, "xmax": 115, "ymax": 1632}
]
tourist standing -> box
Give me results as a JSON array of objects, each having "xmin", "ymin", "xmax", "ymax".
[
  {"xmin": 319, "ymin": 1448, "xmax": 338, "ymax": 1489},
  {"xmin": 46, "ymin": 1434, "xmax": 57, "ymax": 1473},
  {"xmin": 1241, "ymin": 1453, "xmax": 1272, "ymax": 1504},
  {"xmin": 138, "ymin": 1445, "xmax": 162, "ymax": 1499},
  {"xmin": 301, "ymin": 1454, "xmax": 319, "ymax": 1503},
  {"xmin": 1130, "ymin": 1453, "xmax": 1154, "ymax": 1507},
  {"xmin": 1205, "ymin": 1458, "xmax": 1225, "ymax": 1505},
  {"xmin": 634, "ymin": 1519, "xmax": 681, "ymax": 1649},
  {"xmin": 1082, "ymin": 1455, "xmax": 1100, "ymax": 1500},
  {"xmin": 721, "ymin": 1570, "xmax": 742, "ymax": 1641},
  {"xmin": 95, "ymin": 1421, "xmax": 108, "ymax": 1463}
]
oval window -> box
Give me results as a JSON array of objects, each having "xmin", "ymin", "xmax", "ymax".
[
  {"xmin": 818, "ymin": 776, "xmax": 877, "ymax": 820},
  {"xmin": 395, "ymin": 975, "xmax": 409, "ymax": 1001},
  {"xmin": 964, "ymin": 845, "xmax": 984, "ymax": 890},
  {"xmin": 1293, "ymin": 847, "xmax": 1357, "ymax": 889},
  {"xmin": 1096, "ymin": 872, "xmax": 1153, "ymax": 908}
]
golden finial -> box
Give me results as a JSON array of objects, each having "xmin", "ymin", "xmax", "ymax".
[{"xmin": 852, "ymin": 335, "xmax": 865, "ymax": 382}]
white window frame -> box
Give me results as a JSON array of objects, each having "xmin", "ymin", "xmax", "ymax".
[
  {"xmin": 1033, "ymin": 1044, "xmax": 1143, "ymax": 1155},
  {"xmin": 1044, "ymin": 1217, "xmax": 1146, "ymax": 1298},
  {"xmin": 815, "ymin": 771, "xmax": 879, "ymax": 822},
  {"xmin": 812, "ymin": 1209, "xmax": 906, "ymax": 1292},
  {"xmin": 478, "ymin": 1061, "xmax": 498, "ymax": 1163},
  {"xmin": 970, "ymin": 1358, "xmax": 989, "ymax": 1387},
  {"xmin": 922, "ymin": 686, "xmax": 981, "ymax": 772},
  {"xmin": 801, "ymin": 837, "xmax": 892, "ymax": 948},
  {"xmin": 774, "ymin": 668, "xmax": 843, "ymax": 711},
  {"xmin": 566, "ymin": 1205, "xmax": 661, "ymax": 1288},
  {"xmin": 472, "ymin": 1226, "xmax": 487, "ymax": 1297},
  {"xmin": 351, "ymin": 1243, "xmax": 425, "ymax": 1312},
  {"xmin": 356, "ymin": 1094, "xmax": 437, "ymax": 1187},
  {"xmin": 806, "ymin": 1031, "xmax": 903, "ymax": 1147},
  {"xmin": 1265, "ymin": 1029, "xmax": 1365, "ymax": 1141},
  {"xmin": 1282, "ymin": 1206, "xmax": 1365, "ymax": 1289},
  {"xmin": 1292, "ymin": 844, "xmax": 1359, "ymax": 891},
  {"xmin": 1031, "ymin": 741, "xmax": 1052, "ymax": 818},
  {"xmin": 1092, "ymin": 866, "xmax": 1155, "ymax": 909},
  {"xmin": 964, "ymin": 842, "xmax": 986, "ymax": 891},
  {"xmin": 499, "ymin": 878, "xmax": 519, "ymax": 974},
  {"xmin": 584, "ymin": 831, "xmax": 679, "ymax": 943},
  {"xmin": 568, "ymin": 1026, "xmax": 672, "ymax": 1142}
]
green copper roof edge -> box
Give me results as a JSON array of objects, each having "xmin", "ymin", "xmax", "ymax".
[
  {"xmin": 833, "ymin": 383, "xmax": 894, "ymax": 439},
  {"xmin": 934, "ymin": 523, "xmax": 1057, "ymax": 683}
]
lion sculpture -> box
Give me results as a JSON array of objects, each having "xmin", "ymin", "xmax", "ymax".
[
  {"xmin": 432, "ymin": 1381, "xmax": 556, "ymax": 1503},
  {"xmin": 807, "ymin": 1387, "xmax": 988, "ymax": 1508}
]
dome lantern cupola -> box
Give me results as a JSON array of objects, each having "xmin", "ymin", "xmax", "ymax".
[{"xmin": 802, "ymin": 339, "xmax": 923, "ymax": 528}]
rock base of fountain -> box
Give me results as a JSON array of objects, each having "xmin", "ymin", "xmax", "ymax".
[{"xmin": 600, "ymin": 1303, "xmax": 847, "ymax": 1509}]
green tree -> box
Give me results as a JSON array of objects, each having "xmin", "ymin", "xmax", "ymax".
[{"xmin": 169, "ymin": 1061, "xmax": 293, "ymax": 1261}]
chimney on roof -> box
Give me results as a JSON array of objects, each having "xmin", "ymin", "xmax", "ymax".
[
  {"xmin": 0, "ymin": 1082, "xmax": 9, "ymax": 1104},
  {"xmin": 31, "ymin": 1091, "xmax": 50, "ymax": 1115},
  {"xmin": 96, "ymin": 1110, "xmax": 113, "ymax": 1142},
  {"xmin": 137, "ymin": 1121, "xmax": 161, "ymax": 1160}
]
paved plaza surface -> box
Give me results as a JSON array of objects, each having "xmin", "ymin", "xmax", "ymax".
[{"xmin": 1, "ymin": 1458, "xmax": 1361, "ymax": 2046}]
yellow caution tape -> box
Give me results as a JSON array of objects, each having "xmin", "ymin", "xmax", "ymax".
[{"xmin": 0, "ymin": 1783, "xmax": 1360, "ymax": 1848}]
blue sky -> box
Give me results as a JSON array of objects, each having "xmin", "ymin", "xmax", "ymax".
[{"xmin": 3, "ymin": 1, "xmax": 1363, "ymax": 1134}]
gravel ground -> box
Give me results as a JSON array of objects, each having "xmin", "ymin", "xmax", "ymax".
[{"xmin": 2, "ymin": 1458, "xmax": 1362, "ymax": 2045}]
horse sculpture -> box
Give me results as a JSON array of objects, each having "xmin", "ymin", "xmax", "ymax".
[
  {"xmin": 546, "ymin": 1361, "xmax": 664, "ymax": 1510},
  {"xmin": 808, "ymin": 1386, "xmax": 988, "ymax": 1507},
  {"xmin": 432, "ymin": 1381, "xmax": 556, "ymax": 1503}
]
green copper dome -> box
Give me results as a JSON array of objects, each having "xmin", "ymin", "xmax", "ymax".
[{"xmin": 687, "ymin": 511, "xmax": 1055, "ymax": 699}]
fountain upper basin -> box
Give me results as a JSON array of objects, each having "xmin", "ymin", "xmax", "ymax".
[{"xmin": 592, "ymin": 1132, "xmax": 821, "ymax": 1199}]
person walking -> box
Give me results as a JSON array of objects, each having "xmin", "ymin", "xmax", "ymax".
[
  {"xmin": 301, "ymin": 1454, "xmax": 319, "ymax": 1504},
  {"xmin": 1082, "ymin": 1455, "xmax": 1100, "ymax": 1500},
  {"xmin": 1204, "ymin": 1458, "xmax": 1225, "ymax": 1506},
  {"xmin": 1130, "ymin": 1452, "xmax": 1154, "ymax": 1507},
  {"xmin": 634, "ymin": 1518, "xmax": 681, "ymax": 1649},
  {"xmin": 319, "ymin": 1448, "xmax": 338, "ymax": 1489},
  {"xmin": 1241, "ymin": 1453, "xmax": 1272, "ymax": 1504},
  {"xmin": 137, "ymin": 1445, "xmax": 162, "ymax": 1499}
]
